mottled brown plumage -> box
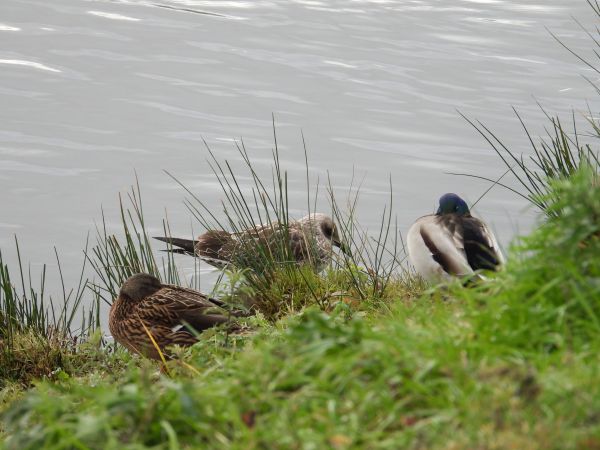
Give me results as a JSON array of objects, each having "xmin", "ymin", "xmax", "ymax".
[
  {"xmin": 109, "ymin": 273, "xmax": 233, "ymax": 360},
  {"xmin": 154, "ymin": 213, "xmax": 350, "ymax": 271}
]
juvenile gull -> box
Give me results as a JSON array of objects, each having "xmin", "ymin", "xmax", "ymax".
[
  {"xmin": 154, "ymin": 213, "xmax": 349, "ymax": 271},
  {"xmin": 407, "ymin": 193, "xmax": 504, "ymax": 282},
  {"xmin": 109, "ymin": 273, "xmax": 237, "ymax": 360}
]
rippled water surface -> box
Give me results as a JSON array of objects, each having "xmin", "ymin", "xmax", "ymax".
[{"xmin": 0, "ymin": 0, "xmax": 597, "ymax": 314}]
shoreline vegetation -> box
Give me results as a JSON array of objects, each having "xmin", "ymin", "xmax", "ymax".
[{"xmin": 3, "ymin": 4, "xmax": 600, "ymax": 449}]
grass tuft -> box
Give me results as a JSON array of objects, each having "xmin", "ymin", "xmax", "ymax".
[
  {"xmin": 163, "ymin": 125, "xmax": 407, "ymax": 319},
  {"xmin": 87, "ymin": 177, "xmax": 182, "ymax": 307},
  {"xmin": 0, "ymin": 238, "xmax": 100, "ymax": 385}
]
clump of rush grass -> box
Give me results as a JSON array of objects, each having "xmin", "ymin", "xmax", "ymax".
[
  {"xmin": 460, "ymin": 109, "xmax": 599, "ymax": 217},
  {"xmin": 327, "ymin": 174, "xmax": 410, "ymax": 303},
  {"xmin": 166, "ymin": 134, "xmax": 321, "ymax": 304},
  {"xmin": 457, "ymin": 3, "xmax": 600, "ymax": 217},
  {"xmin": 165, "ymin": 125, "xmax": 410, "ymax": 319},
  {"xmin": 1, "ymin": 175, "xmax": 189, "ymax": 388},
  {"xmin": 0, "ymin": 238, "xmax": 101, "ymax": 386},
  {"xmin": 86, "ymin": 176, "xmax": 183, "ymax": 307}
]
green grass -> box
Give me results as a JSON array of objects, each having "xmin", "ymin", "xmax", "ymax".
[{"xmin": 0, "ymin": 237, "xmax": 102, "ymax": 387}]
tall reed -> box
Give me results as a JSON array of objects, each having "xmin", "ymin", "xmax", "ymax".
[
  {"xmin": 0, "ymin": 237, "xmax": 100, "ymax": 383},
  {"xmin": 163, "ymin": 122, "xmax": 406, "ymax": 316},
  {"xmin": 461, "ymin": 110, "xmax": 599, "ymax": 216},
  {"xmin": 0, "ymin": 238, "xmax": 98, "ymax": 344},
  {"xmin": 459, "ymin": 3, "xmax": 600, "ymax": 216},
  {"xmin": 87, "ymin": 177, "xmax": 182, "ymax": 306}
]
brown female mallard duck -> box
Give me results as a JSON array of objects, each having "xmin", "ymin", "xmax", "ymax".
[{"xmin": 109, "ymin": 273, "xmax": 235, "ymax": 360}]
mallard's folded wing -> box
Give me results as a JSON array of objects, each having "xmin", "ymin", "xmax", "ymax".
[
  {"xmin": 461, "ymin": 217, "xmax": 504, "ymax": 271},
  {"xmin": 137, "ymin": 285, "xmax": 229, "ymax": 332},
  {"xmin": 419, "ymin": 218, "xmax": 472, "ymax": 277}
]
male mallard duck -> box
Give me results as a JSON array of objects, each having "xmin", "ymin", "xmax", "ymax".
[
  {"xmin": 407, "ymin": 193, "xmax": 504, "ymax": 282},
  {"xmin": 109, "ymin": 273, "xmax": 236, "ymax": 360},
  {"xmin": 154, "ymin": 213, "xmax": 350, "ymax": 271}
]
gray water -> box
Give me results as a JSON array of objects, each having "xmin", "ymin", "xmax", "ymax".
[{"xmin": 1, "ymin": 0, "xmax": 597, "ymax": 321}]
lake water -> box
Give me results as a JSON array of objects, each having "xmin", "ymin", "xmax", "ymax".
[{"xmin": 1, "ymin": 0, "xmax": 597, "ymax": 323}]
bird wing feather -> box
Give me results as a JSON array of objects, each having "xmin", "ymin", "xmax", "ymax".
[
  {"xmin": 420, "ymin": 217, "xmax": 472, "ymax": 277},
  {"xmin": 229, "ymin": 221, "xmax": 301, "ymax": 262},
  {"xmin": 135, "ymin": 285, "xmax": 228, "ymax": 332},
  {"xmin": 461, "ymin": 217, "xmax": 503, "ymax": 271}
]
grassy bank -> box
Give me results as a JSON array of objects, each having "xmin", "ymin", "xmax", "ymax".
[{"xmin": 0, "ymin": 167, "xmax": 599, "ymax": 449}]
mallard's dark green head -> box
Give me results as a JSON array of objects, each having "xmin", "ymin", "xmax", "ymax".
[{"xmin": 436, "ymin": 193, "xmax": 470, "ymax": 216}]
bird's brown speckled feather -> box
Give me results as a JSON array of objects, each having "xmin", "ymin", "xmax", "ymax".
[
  {"xmin": 109, "ymin": 274, "xmax": 235, "ymax": 360},
  {"xmin": 154, "ymin": 213, "xmax": 347, "ymax": 271}
]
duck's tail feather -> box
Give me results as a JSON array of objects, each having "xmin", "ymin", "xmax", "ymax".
[{"xmin": 153, "ymin": 236, "xmax": 197, "ymax": 256}]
